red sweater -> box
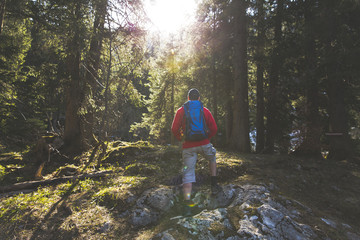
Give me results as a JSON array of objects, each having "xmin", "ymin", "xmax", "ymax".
[{"xmin": 171, "ymin": 104, "xmax": 217, "ymax": 149}]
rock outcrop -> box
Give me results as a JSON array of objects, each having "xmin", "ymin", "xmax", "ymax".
[
  {"xmin": 128, "ymin": 186, "xmax": 176, "ymax": 227},
  {"xmin": 121, "ymin": 184, "xmax": 359, "ymax": 239}
]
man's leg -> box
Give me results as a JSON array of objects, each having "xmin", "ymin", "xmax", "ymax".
[
  {"xmin": 182, "ymin": 147, "xmax": 198, "ymax": 216},
  {"xmin": 209, "ymin": 160, "xmax": 221, "ymax": 194},
  {"xmin": 209, "ymin": 161, "xmax": 217, "ymax": 176},
  {"xmin": 183, "ymin": 182, "xmax": 192, "ymax": 200},
  {"xmin": 182, "ymin": 147, "xmax": 197, "ymax": 197},
  {"xmin": 202, "ymin": 143, "xmax": 221, "ymax": 194}
]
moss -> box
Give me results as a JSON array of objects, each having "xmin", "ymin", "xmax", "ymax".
[
  {"xmin": 124, "ymin": 162, "xmax": 160, "ymax": 176},
  {"xmin": 244, "ymin": 205, "xmax": 261, "ymax": 217},
  {"xmin": 208, "ymin": 221, "xmax": 236, "ymax": 238},
  {"xmin": 93, "ymin": 187, "xmax": 127, "ymax": 210},
  {"xmin": 0, "ymin": 186, "xmax": 60, "ymax": 223},
  {"xmin": 227, "ymin": 206, "xmax": 245, "ymax": 229}
]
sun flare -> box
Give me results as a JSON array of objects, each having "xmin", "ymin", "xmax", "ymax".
[{"xmin": 144, "ymin": 0, "xmax": 197, "ymax": 35}]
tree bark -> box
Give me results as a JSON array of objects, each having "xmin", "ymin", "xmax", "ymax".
[
  {"xmin": 83, "ymin": 0, "xmax": 107, "ymax": 146},
  {"xmin": 211, "ymin": 11, "xmax": 218, "ymax": 145},
  {"xmin": 225, "ymin": 71, "xmax": 233, "ymax": 145},
  {"xmin": 294, "ymin": 0, "xmax": 322, "ymax": 157},
  {"xmin": 230, "ymin": 0, "xmax": 250, "ymax": 152},
  {"xmin": 323, "ymin": 1, "xmax": 351, "ymax": 160},
  {"xmin": 170, "ymin": 48, "xmax": 175, "ymax": 144},
  {"xmin": 64, "ymin": 2, "xmax": 84, "ymax": 152},
  {"xmin": 100, "ymin": 26, "xmax": 112, "ymax": 140},
  {"xmin": 265, "ymin": 0, "xmax": 284, "ymax": 153},
  {"xmin": 255, "ymin": 0, "xmax": 265, "ymax": 153}
]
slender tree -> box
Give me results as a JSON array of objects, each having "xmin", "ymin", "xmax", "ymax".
[
  {"xmin": 293, "ymin": 0, "xmax": 322, "ymax": 157},
  {"xmin": 83, "ymin": 0, "xmax": 108, "ymax": 146},
  {"xmin": 265, "ymin": 0, "xmax": 284, "ymax": 153},
  {"xmin": 99, "ymin": 22, "xmax": 112, "ymax": 140},
  {"xmin": 255, "ymin": 0, "xmax": 266, "ymax": 153},
  {"xmin": 211, "ymin": 6, "xmax": 218, "ymax": 132},
  {"xmin": 229, "ymin": 0, "xmax": 250, "ymax": 152},
  {"xmin": 64, "ymin": 1, "xmax": 86, "ymax": 152},
  {"xmin": 322, "ymin": 0, "xmax": 352, "ymax": 160}
]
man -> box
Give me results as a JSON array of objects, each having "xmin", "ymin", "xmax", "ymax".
[{"xmin": 171, "ymin": 88, "xmax": 221, "ymax": 216}]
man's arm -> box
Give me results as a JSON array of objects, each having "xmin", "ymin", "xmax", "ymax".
[
  {"xmin": 204, "ymin": 107, "xmax": 217, "ymax": 139},
  {"xmin": 171, "ymin": 107, "xmax": 184, "ymax": 141}
]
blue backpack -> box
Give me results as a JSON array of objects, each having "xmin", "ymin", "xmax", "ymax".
[{"xmin": 183, "ymin": 100, "xmax": 208, "ymax": 141}]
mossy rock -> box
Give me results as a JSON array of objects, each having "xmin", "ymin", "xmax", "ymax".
[
  {"xmin": 102, "ymin": 141, "xmax": 157, "ymax": 164},
  {"xmin": 93, "ymin": 187, "xmax": 127, "ymax": 210},
  {"xmin": 124, "ymin": 163, "xmax": 161, "ymax": 176}
]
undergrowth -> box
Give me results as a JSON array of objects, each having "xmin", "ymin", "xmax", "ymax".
[{"xmin": 0, "ymin": 141, "xmax": 359, "ymax": 239}]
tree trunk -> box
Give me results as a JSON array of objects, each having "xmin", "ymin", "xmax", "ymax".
[
  {"xmin": 64, "ymin": 2, "xmax": 84, "ymax": 152},
  {"xmin": 323, "ymin": 1, "xmax": 351, "ymax": 160},
  {"xmin": 255, "ymin": 0, "xmax": 265, "ymax": 153},
  {"xmin": 83, "ymin": 0, "xmax": 107, "ymax": 146},
  {"xmin": 211, "ymin": 12, "xmax": 218, "ymax": 145},
  {"xmin": 294, "ymin": 0, "xmax": 322, "ymax": 157},
  {"xmin": 170, "ymin": 50, "xmax": 175, "ymax": 144},
  {"xmin": 265, "ymin": 0, "xmax": 284, "ymax": 154},
  {"xmin": 225, "ymin": 71, "xmax": 233, "ymax": 145},
  {"xmin": 211, "ymin": 54, "xmax": 218, "ymax": 145},
  {"xmin": 0, "ymin": 0, "xmax": 5, "ymax": 34},
  {"xmin": 100, "ymin": 27, "xmax": 112, "ymax": 140},
  {"xmin": 230, "ymin": 0, "xmax": 250, "ymax": 152}
]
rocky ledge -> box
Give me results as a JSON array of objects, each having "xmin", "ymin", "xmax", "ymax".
[{"xmin": 119, "ymin": 184, "xmax": 359, "ymax": 240}]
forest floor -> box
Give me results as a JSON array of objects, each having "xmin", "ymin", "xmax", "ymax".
[{"xmin": 0, "ymin": 140, "xmax": 360, "ymax": 239}]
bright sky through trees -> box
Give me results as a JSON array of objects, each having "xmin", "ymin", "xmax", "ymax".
[{"xmin": 144, "ymin": 0, "xmax": 197, "ymax": 35}]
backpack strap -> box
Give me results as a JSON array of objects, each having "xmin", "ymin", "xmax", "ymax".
[
  {"xmin": 200, "ymin": 102, "xmax": 209, "ymax": 134},
  {"xmin": 183, "ymin": 101, "xmax": 191, "ymax": 137}
]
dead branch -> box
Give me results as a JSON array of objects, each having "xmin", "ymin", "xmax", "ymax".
[{"xmin": 0, "ymin": 170, "xmax": 113, "ymax": 194}]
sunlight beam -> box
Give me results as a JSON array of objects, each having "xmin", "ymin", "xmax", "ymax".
[{"xmin": 144, "ymin": 0, "xmax": 197, "ymax": 35}]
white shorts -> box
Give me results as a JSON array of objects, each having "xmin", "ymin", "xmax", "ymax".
[{"xmin": 182, "ymin": 143, "xmax": 216, "ymax": 184}]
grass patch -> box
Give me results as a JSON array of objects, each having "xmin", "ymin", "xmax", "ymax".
[{"xmin": 0, "ymin": 186, "xmax": 61, "ymax": 224}]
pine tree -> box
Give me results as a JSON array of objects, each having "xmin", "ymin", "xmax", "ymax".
[{"xmin": 229, "ymin": 0, "xmax": 251, "ymax": 152}]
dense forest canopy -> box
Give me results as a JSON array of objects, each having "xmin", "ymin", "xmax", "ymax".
[{"xmin": 0, "ymin": 0, "xmax": 359, "ymax": 159}]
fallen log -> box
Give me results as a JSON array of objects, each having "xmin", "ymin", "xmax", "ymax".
[
  {"xmin": 0, "ymin": 170, "xmax": 113, "ymax": 194},
  {"xmin": 0, "ymin": 189, "xmax": 35, "ymax": 198}
]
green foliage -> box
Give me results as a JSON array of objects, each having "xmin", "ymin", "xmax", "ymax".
[
  {"xmin": 0, "ymin": 0, "xmax": 359, "ymax": 157},
  {"xmin": 0, "ymin": 0, "xmax": 150, "ymax": 147},
  {"xmin": 0, "ymin": 17, "xmax": 32, "ymax": 139},
  {"xmin": 131, "ymin": 38, "xmax": 194, "ymax": 143}
]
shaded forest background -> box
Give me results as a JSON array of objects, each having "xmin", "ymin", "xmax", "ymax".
[{"xmin": 1, "ymin": 0, "xmax": 360, "ymax": 160}]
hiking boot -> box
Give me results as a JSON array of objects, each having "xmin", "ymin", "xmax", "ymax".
[
  {"xmin": 183, "ymin": 200, "xmax": 195, "ymax": 217},
  {"xmin": 211, "ymin": 184, "xmax": 222, "ymax": 195},
  {"xmin": 183, "ymin": 205, "xmax": 192, "ymax": 217}
]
